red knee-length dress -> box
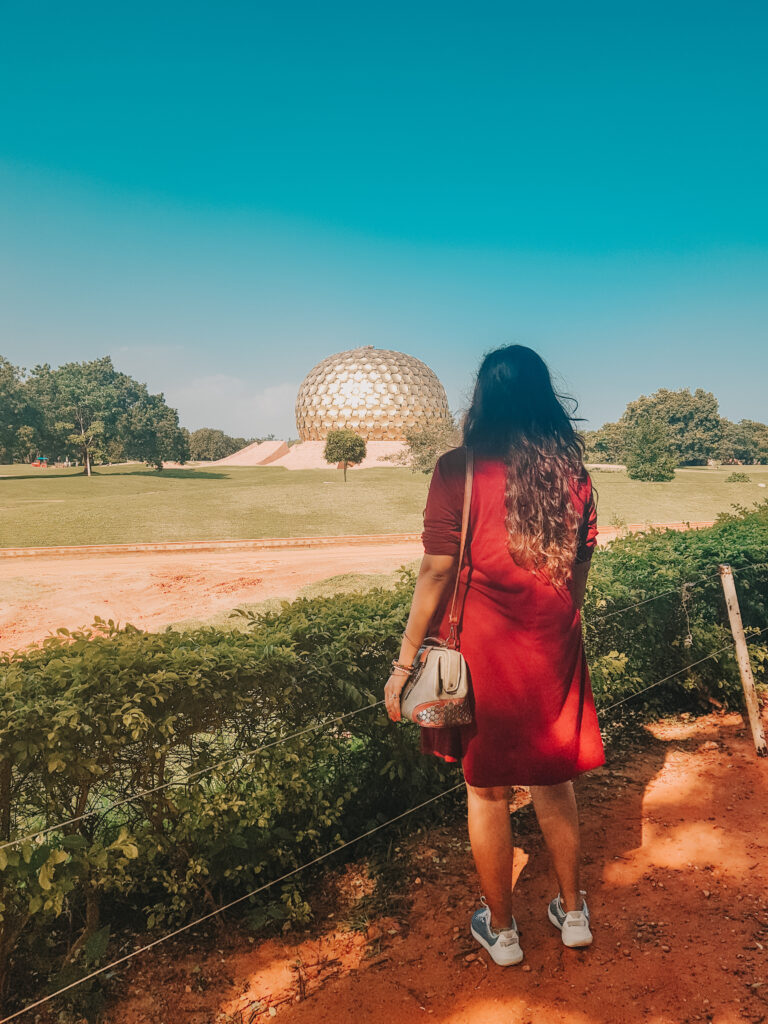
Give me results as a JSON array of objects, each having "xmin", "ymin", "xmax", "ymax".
[{"xmin": 419, "ymin": 446, "xmax": 606, "ymax": 787}]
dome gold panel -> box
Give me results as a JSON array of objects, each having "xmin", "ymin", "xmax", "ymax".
[{"xmin": 295, "ymin": 345, "xmax": 451, "ymax": 441}]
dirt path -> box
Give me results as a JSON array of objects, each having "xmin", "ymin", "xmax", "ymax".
[
  {"xmin": 95, "ymin": 708, "xmax": 768, "ymax": 1024},
  {"xmin": 0, "ymin": 541, "xmax": 424, "ymax": 652},
  {"xmin": 0, "ymin": 522, "xmax": 715, "ymax": 654}
]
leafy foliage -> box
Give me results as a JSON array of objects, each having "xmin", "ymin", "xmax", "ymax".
[
  {"xmin": 323, "ymin": 429, "xmax": 367, "ymax": 481},
  {"xmin": 380, "ymin": 419, "xmax": 463, "ymax": 474},
  {"xmin": 623, "ymin": 412, "xmax": 677, "ymax": 481},
  {"xmin": 725, "ymin": 472, "xmax": 751, "ymax": 483},
  {"xmin": 620, "ymin": 387, "xmax": 722, "ymax": 466},
  {"xmin": 583, "ymin": 420, "xmax": 626, "ymax": 464},
  {"xmin": 719, "ymin": 420, "xmax": 768, "ymax": 464},
  {"xmin": 585, "ymin": 390, "xmax": 768, "ymax": 468},
  {"xmin": 187, "ymin": 428, "xmax": 257, "ymax": 461},
  {"xmin": 0, "ymin": 356, "xmax": 189, "ymax": 472}
]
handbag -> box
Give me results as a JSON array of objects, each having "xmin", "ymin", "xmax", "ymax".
[{"xmin": 399, "ymin": 446, "xmax": 474, "ymax": 728}]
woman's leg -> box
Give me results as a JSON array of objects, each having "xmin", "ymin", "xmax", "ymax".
[
  {"xmin": 528, "ymin": 780, "xmax": 583, "ymax": 912},
  {"xmin": 465, "ymin": 782, "xmax": 514, "ymax": 931}
]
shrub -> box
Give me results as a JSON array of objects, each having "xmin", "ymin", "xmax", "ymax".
[{"xmin": 725, "ymin": 472, "xmax": 751, "ymax": 483}]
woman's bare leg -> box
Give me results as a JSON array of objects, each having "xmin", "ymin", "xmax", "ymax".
[
  {"xmin": 528, "ymin": 780, "xmax": 583, "ymax": 912},
  {"xmin": 465, "ymin": 783, "xmax": 514, "ymax": 931}
]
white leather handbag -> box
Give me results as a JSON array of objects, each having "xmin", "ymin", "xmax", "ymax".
[{"xmin": 399, "ymin": 447, "xmax": 474, "ymax": 728}]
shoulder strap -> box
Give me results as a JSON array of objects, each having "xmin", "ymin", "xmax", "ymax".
[{"xmin": 446, "ymin": 445, "xmax": 473, "ymax": 648}]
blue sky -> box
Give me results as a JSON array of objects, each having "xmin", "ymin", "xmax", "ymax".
[{"xmin": 1, "ymin": 0, "xmax": 766, "ymax": 437}]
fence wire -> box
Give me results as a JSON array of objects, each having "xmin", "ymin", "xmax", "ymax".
[
  {"xmin": 0, "ymin": 784, "xmax": 465, "ymax": 1024},
  {"xmin": 0, "ymin": 700, "xmax": 386, "ymax": 852}
]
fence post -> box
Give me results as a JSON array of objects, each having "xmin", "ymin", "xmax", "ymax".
[{"xmin": 718, "ymin": 564, "xmax": 767, "ymax": 757}]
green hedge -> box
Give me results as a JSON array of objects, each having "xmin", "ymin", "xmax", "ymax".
[{"xmin": 1, "ymin": 500, "xmax": 767, "ymax": 1013}]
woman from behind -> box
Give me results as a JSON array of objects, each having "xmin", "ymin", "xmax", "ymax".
[{"xmin": 384, "ymin": 344, "xmax": 605, "ymax": 966}]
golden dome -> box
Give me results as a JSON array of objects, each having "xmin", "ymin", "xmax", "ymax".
[{"xmin": 295, "ymin": 346, "xmax": 451, "ymax": 441}]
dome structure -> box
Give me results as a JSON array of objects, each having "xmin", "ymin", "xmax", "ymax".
[{"xmin": 295, "ymin": 345, "xmax": 452, "ymax": 441}]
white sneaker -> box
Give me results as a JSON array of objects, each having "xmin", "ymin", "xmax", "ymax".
[
  {"xmin": 547, "ymin": 890, "xmax": 593, "ymax": 947},
  {"xmin": 470, "ymin": 897, "xmax": 524, "ymax": 966}
]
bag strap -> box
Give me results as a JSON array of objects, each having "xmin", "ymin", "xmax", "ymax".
[{"xmin": 446, "ymin": 445, "xmax": 473, "ymax": 649}]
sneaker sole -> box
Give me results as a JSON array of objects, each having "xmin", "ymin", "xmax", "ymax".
[
  {"xmin": 547, "ymin": 906, "xmax": 593, "ymax": 948},
  {"xmin": 470, "ymin": 924, "xmax": 525, "ymax": 965}
]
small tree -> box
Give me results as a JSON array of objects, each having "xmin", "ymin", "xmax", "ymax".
[
  {"xmin": 379, "ymin": 417, "xmax": 461, "ymax": 474},
  {"xmin": 623, "ymin": 412, "xmax": 677, "ymax": 481},
  {"xmin": 323, "ymin": 429, "xmax": 367, "ymax": 481}
]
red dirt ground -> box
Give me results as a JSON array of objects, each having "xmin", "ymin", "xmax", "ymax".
[
  {"xmin": 0, "ymin": 522, "xmax": 715, "ymax": 655},
  {"xmin": 0, "ymin": 541, "xmax": 424, "ymax": 652},
  {"xmin": 89, "ymin": 707, "xmax": 768, "ymax": 1024}
]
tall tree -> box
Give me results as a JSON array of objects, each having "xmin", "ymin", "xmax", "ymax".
[
  {"xmin": 0, "ymin": 357, "xmax": 40, "ymax": 463},
  {"xmin": 583, "ymin": 421, "xmax": 626, "ymax": 464},
  {"xmin": 719, "ymin": 419, "xmax": 768, "ymax": 464},
  {"xmin": 25, "ymin": 357, "xmax": 187, "ymax": 474},
  {"xmin": 620, "ymin": 388, "xmax": 721, "ymax": 465},
  {"xmin": 624, "ymin": 412, "xmax": 677, "ymax": 481}
]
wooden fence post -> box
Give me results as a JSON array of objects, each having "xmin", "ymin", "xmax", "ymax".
[{"xmin": 719, "ymin": 564, "xmax": 767, "ymax": 757}]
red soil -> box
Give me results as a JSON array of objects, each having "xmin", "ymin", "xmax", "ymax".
[
  {"xmin": 89, "ymin": 707, "xmax": 768, "ymax": 1024},
  {"xmin": 0, "ymin": 522, "xmax": 714, "ymax": 655},
  {"xmin": 0, "ymin": 541, "xmax": 424, "ymax": 652}
]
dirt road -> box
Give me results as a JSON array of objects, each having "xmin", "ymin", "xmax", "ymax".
[
  {"xmin": 0, "ymin": 521, "xmax": 715, "ymax": 653},
  {"xmin": 97, "ymin": 707, "xmax": 768, "ymax": 1024},
  {"xmin": 0, "ymin": 540, "xmax": 424, "ymax": 652}
]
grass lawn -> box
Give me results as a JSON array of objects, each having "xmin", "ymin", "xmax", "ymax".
[{"xmin": 1, "ymin": 462, "xmax": 767, "ymax": 548}]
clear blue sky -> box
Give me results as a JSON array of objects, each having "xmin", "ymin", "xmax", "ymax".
[{"xmin": 1, "ymin": 0, "xmax": 766, "ymax": 437}]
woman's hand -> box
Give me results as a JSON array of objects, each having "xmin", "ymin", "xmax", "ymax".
[{"xmin": 384, "ymin": 671, "xmax": 410, "ymax": 722}]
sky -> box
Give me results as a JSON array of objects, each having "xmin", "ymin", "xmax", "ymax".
[{"xmin": 1, "ymin": 0, "xmax": 766, "ymax": 438}]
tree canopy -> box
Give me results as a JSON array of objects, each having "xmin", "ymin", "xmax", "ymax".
[
  {"xmin": 380, "ymin": 418, "xmax": 462, "ymax": 473},
  {"xmin": 623, "ymin": 412, "xmax": 677, "ymax": 481},
  {"xmin": 323, "ymin": 429, "xmax": 367, "ymax": 481},
  {"xmin": 620, "ymin": 387, "xmax": 722, "ymax": 465},
  {"xmin": 187, "ymin": 428, "xmax": 255, "ymax": 461},
  {"xmin": 584, "ymin": 387, "xmax": 766, "ymax": 467},
  {"xmin": 0, "ymin": 356, "xmax": 189, "ymax": 473}
]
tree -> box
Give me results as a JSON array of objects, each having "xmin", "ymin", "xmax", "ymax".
[
  {"xmin": 323, "ymin": 429, "xmax": 367, "ymax": 481},
  {"xmin": 718, "ymin": 419, "xmax": 768, "ymax": 465},
  {"xmin": 0, "ymin": 357, "xmax": 40, "ymax": 463},
  {"xmin": 188, "ymin": 428, "xmax": 254, "ymax": 461},
  {"xmin": 25, "ymin": 357, "xmax": 188, "ymax": 475},
  {"xmin": 623, "ymin": 412, "xmax": 677, "ymax": 481},
  {"xmin": 583, "ymin": 421, "xmax": 626, "ymax": 464},
  {"xmin": 619, "ymin": 388, "xmax": 721, "ymax": 465},
  {"xmin": 380, "ymin": 418, "xmax": 462, "ymax": 474},
  {"xmin": 119, "ymin": 392, "xmax": 190, "ymax": 469}
]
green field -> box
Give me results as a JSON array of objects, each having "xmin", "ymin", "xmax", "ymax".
[{"xmin": 1, "ymin": 462, "xmax": 767, "ymax": 548}]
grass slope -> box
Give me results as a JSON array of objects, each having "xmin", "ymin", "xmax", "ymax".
[{"xmin": 1, "ymin": 462, "xmax": 767, "ymax": 548}]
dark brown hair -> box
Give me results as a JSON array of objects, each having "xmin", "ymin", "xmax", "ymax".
[{"xmin": 461, "ymin": 344, "xmax": 593, "ymax": 589}]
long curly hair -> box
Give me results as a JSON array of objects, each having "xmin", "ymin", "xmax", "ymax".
[{"xmin": 461, "ymin": 345, "xmax": 593, "ymax": 589}]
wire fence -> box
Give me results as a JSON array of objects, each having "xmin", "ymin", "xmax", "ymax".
[
  {"xmin": 0, "ymin": 700, "xmax": 386, "ymax": 853},
  {"xmin": 0, "ymin": 784, "xmax": 465, "ymax": 1024},
  {"xmin": 3, "ymin": 564, "xmax": 768, "ymax": 1021}
]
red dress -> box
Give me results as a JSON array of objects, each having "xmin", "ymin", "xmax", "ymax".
[{"xmin": 420, "ymin": 447, "xmax": 606, "ymax": 787}]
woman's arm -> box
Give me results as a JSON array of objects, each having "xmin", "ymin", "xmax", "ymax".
[
  {"xmin": 572, "ymin": 557, "xmax": 591, "ymax": 610},
  {"xmin": 384, "ymin": 552, "xmax": 456, "ymax": 722}
]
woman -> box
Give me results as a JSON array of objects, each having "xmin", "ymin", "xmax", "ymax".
[{"xmin": 384, "ymin": 344, "xmax": 605, "ymax": 967}]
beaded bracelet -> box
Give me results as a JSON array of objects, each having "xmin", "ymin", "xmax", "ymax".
[{"xmin": 391, "ymin": 658, "xmax": 414, "ymax": 675}]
